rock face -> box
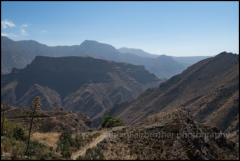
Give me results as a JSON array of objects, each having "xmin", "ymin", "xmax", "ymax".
[
  {"xmin": 110, "ymin": 52, "xmax": 239, "ymax": 142},
  {"xmin": 2, "ymin": 36, "xmax": 188, "ymax": 78},
  {"xmin": 1, "ymin": 56, "xmax": 160, "ymax": 123},
  {"xmin": 80, "ymin": 109, "xmax": 239, "ymax": 160}
]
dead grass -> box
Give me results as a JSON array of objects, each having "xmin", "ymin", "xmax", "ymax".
[{"xmin": 31, "ymin": 132, "xmax": 60, "ymax": 150}]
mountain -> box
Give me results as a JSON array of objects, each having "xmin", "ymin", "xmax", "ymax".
[
  {"xmin": 2, "ymin": 36, "xmax": 187, "ymax": 78},
  {"xmin": 78, "ymin": 109, "xmax": 239, "ymax": 160},
  {"xmin": 1, "ymin": 36, "xmax": 39, "ymax": 74},
  {"xmin": 172, "ymin": 56, "xmax": 210, "ymax": 67},
  {"xmin": 118, "ymin": 47, "xmax": 209, "ymax": 67},
  {"xmin": 109, "ymin": 52, "xmax": 239, "ymax": 142},
  {"xmin": 118, "ymin": 47, "xmax": 159, "ymax": 58},
  {"xmin": 76, "ymin": 40, "xmax": 120, "ymax": 60},
  {"xmin": 1, "ymin": 56, "xmax": 160, "ymax": 123}
]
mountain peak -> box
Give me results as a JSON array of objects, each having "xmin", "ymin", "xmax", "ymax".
[
  {"xmin": 80, "ymin": 40, "xmax": 115, "ymax": 50},
  {"xmin": 216, "ymin": 51, "xmax": 238, "ymax": 58},
  {"xmin": 81, "ymin": 40, "xmax": 99, "ymax": 45}
]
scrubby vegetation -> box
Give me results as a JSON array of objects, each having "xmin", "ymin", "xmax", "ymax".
[
  {"xmin": 1, "ymin": 100, "xmax": 103, "ymax": 160},
  {"xmin": 1, "ymin": 118, "xmax": 61, "ymax": 160},
  {"xmin": 101, "ymin": 115, "xmax": 124, "ymax": 128},
  {"xmin": 1, "ymin": 98, "xmax": 63, "ymax": 160}
]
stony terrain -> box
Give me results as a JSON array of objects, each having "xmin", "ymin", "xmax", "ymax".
[{"xmin": 77, "ymin": 109, "xmax": 239, "ymax": 160}]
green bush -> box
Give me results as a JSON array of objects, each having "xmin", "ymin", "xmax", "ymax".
[
  {"xmin": 58, "ymin": 131, "xmax": 73, "ymax": 146},
  {"xmin": 101, "ymin": 115, "xmax": 124, "ymax": 128},
  {"xmin": 13, "ymin": 126, "xmax": 26, "ymax": 141},
  {"xmin": 57, "ymin": 131, "xmax": 73, "ymax": 158}
]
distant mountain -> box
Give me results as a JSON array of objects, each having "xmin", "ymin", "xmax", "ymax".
[
  {"xmin": 109, "ymin": 52, "xmax": 239, "ymax": 142},
  {"xmin": 1, "ymin": 56, "xmax": 160, "ymax": 123},
  {"xmin": 172, "ymin": 56, "xmax": 210, "ymax": 67},
  {"xmin": 1, "ymin": 36, "xmax": 40, "ymax": 74},
  {"xmin": 2, "ymin": 36, "xmax": 190, "ymax": 78},
  {"xmin": 118, "ymin": 47, "xmax": 209, "ymax": 67},
  {"xmin": 118, "ymin": 47, "xmax": 159, "ymax": 58}
]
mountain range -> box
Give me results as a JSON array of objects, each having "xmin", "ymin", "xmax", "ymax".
[
  {"xmin": 1, "ymin": 56, "xmax": 160, "ymax": 123},
  {"xmin": 1, "ymin": 36, "xmax": 239, "ymax": 160},
  {"xmin": 118, "ymin": 47, "xmax": 209, "ymax": 67},
  {"xmin": 1, "ymin": 36, "xmax": 208, "ymax": 78}
]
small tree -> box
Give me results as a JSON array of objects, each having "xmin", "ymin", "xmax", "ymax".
[
  {"xmin": 101, "ymin": 115, "xmax": 124, "ymax": 128},
  {"xmin": 25, "ymin": 96, "xmax": 42, "ymax": 156}
]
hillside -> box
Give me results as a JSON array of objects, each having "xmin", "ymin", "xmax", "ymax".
[
  {"xmin": 1, "ymin": 104, "xmax": 92, "ymax": 133},
  {"xmin": 76, "ymin": 109, "xmax": 239, "ymax": 160},
  {"xmin": 2, "ymin": 36, "xmax": 188, "ymax": 78},
  {"xmin": 2, "ymin": 106, "xmax": 238, "ymax": 160},
  {"xmin": 109, "ymin": 52, "xmax": 239, "ymax": 142},
  {"xmin": 1, "ymin": 56, "xmax": 160, "ymax": 123}
]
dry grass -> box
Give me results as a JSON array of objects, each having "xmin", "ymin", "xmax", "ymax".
[{"xmin": 31, "ymin": 132, "xmax": 60, "ymax": 150}]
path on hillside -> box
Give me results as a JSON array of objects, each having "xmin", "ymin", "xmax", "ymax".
[
  {"xmin": 71, "ymin": 131, "xmax": 109, "ymax": 160},
  {"xmin": 71, "ymin": 126, "xmax": 126, "ymax": 160}
]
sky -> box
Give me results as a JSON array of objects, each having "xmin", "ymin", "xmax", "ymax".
[{"xmin": 1, "ymin": 1, "xmax": 239, "ymax": 56}]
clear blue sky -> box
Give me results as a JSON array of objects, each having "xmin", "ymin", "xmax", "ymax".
[{"xmin": 1, "ymin": 1, "xmax": 239, "ymax": 56}]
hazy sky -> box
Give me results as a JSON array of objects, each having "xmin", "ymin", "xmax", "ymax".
[{"xmin": 1, "ymin": 1, "xmax": 239, "ymax": 56}]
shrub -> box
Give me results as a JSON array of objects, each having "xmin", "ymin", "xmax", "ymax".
[
  {"xmin": 77, "ymin": 155, "xmax": 88, "ymax": 160},
  {"xmin": 3, "ymin": 119, "xmax": 16, "ymax": 138},
  {"xmin": 57, "ymin": 131, "xmax": 73, "ymax": 158},
  {"xmin": 1, "ymin": 136, "xmax": 12, "ymax": 153},
  {"xmin": 61, "ymin": 146, "xmax": 72, "ymax": 158},
  {"xmin": 40, "ymin": 152, "xmax": 61, "ymax": 160},
  {"xmin": 101, "ymin": 115, "xmax": 124, "ymax": 128},
  {"xmin": 11, "ymin": 141, "xmax": 25, "ymax": 160},
  {"xmin": 83, "ymin": 147, "xmax": 105, "ymax": 160},
  {"xmin": 58, "ymin": 131, "xmax": 73, "ymax": 147},
  {"xmin": 13, "ymin": 126, "xmax": 26, "ymax": 141},
  {"xmin": 28, "ymin": 140, "xmax": 46, "ymax": 158}
]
